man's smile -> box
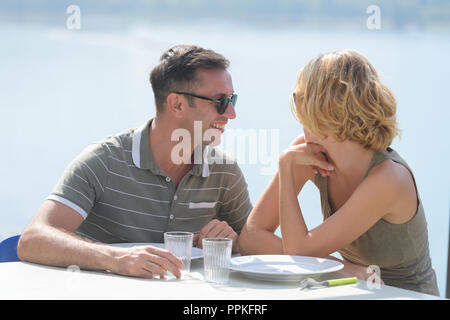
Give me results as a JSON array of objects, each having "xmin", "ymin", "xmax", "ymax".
[{"xmin": 210, "ymin": 122, "xmax": 226, "ymax": 133}]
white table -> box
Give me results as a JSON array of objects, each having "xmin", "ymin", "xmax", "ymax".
[{"xmin": 0, "ymin": 259, "xmax": 443, "ymax": 300}]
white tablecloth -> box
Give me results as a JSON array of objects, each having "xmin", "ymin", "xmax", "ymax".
[{"xmin": 0, "ymin": 259, "xmax": 442, "ymax": 300}]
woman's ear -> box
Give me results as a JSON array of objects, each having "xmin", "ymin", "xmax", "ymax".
[{"xmin": 166, "ymin": 92, "xmax": 185, "ymax": 118}]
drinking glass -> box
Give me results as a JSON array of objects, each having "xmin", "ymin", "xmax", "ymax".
[
  {"xmin": 164, "ymin": 231, "xmax": 193, "ymax": 275},
  {"xmin": 202, "ymin": 238, "xmax": 232, "ymax": 284}
]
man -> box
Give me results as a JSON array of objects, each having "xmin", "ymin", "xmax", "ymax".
[{"xmin": 18, "ymin": 45, "xmax": 252, "ymax": 279}]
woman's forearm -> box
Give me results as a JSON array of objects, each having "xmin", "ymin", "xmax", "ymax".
[
  {"xmin": 239, "ymin": 226, "xmax": 284, "ymax": 255},
  {"xmin": 278, "ymin": 157, "xmax": 309, "ymax": 255}
]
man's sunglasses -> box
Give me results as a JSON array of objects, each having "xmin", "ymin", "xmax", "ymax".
[{"xmin": 175, "ymin": 91, "xmax": 237, "ymax": 115}]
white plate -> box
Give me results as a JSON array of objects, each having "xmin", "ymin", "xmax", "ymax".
[
  {"xmin": 229, "ymin": 255, "xmax": 343, "ymax": 282},
  {"xmin": 110, "ymin": 242, "xmax": 203, "ymax": 260}
]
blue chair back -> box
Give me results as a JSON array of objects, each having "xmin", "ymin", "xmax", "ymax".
[{"xmin": 0, "ymin": 235, "xmax": 21, "ymax": 262}]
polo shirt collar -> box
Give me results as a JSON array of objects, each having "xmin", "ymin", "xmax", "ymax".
[{"xmin": 131, "ymin": 118, "xmax": 210, "ymax": 178}]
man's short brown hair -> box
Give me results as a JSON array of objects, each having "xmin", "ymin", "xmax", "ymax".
[{"xmin": 150, "ymin": 45, "xmax": 230, "ymax": 113}]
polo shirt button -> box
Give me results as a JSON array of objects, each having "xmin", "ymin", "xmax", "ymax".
[
  {"xmin": 166, "ymin": 177, "xmax": 171, "ymax": 182},
  {"xmin": 169, "ymin": 214, "xmax": 174, "ymax": 220}
]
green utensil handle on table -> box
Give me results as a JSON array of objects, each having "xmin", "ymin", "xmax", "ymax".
[{"xmin": 327, "ymin": 277, "xmax": 358, "ymax": 286}]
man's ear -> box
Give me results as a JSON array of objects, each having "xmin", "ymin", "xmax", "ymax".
[{"xmin": 166, "ymin": 92, "xmax": 185, "ymax": 118}]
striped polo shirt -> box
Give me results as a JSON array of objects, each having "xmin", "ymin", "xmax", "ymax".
[{"xmin": 48, "ymin": 118, "xmax": 253, "ymax": 243}]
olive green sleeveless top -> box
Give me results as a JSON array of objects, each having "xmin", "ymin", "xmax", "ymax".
[{"xmin": 314, "ymin": 147, "xmax": 439, "ymax": 296}]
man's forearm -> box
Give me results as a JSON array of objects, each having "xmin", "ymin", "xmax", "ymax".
[{"xmin": 18, "ymin": 225, "xmax": 115, "ymax": 271}]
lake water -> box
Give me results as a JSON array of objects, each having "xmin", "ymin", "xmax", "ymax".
[{"xmin": 0, "ymin": 20, "xmax": 449, "ymax": 296}]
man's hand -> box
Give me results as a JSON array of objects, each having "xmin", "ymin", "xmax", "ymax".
[
  {"xmin": 194, "ymin": 219, "xmax": 239, "ymax": 253},
  {"xmin": 108, "ymin": 245, "xmax": 184, "ymax": 279}
]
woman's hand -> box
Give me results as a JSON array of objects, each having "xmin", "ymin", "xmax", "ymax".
[
  {"xmin": 288, "ymin": 134, "xmax": 333, "ymax": 177},
  {"xmin": 280, "ymin": 141, "xmax": 334, "ymax": 175},
  {"xmin": 336, "ymin": 260, "xmax": 385, "ymax": 285},
  {"xmin": 326, "ymin": 255, "xmax": 384, "ymax": 285}
]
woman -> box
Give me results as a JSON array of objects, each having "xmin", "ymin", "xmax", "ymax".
[{"xmin": 239, "ymin": 49, "xmax": 439, "ymax": 296}]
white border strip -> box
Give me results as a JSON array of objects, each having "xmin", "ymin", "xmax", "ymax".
[
  {"xmin": 202, "ymin": 146, "xmax": 210, "ymax": 177},
  {"xmin": 47, "ymin": 195, "xmax": 88, "ymax": 220},
  {"xmin": 132, "ymin": 124, "xmax": 145, "ymax": 169}
]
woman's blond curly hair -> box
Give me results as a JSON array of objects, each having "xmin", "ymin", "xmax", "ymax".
[{"xmin": 291, "ymin": 49, "xmax": 399, "ymax": 151}]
